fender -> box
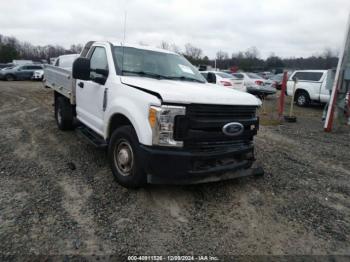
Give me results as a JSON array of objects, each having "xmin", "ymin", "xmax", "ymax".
[
  {"xmin": 104, "ymin": 94, "xmax": 160, "ymax": 146},
  {"xmin": 123, "ymin": 83, "xmax": 163, "ymax": 102}
]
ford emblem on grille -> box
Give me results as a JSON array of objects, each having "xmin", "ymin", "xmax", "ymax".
[{"xmin": 222, "ymin": 122, "xmax": 244, "ymax": 136}]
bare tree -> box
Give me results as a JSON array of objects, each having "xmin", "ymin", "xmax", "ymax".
[
  {"xmin": 70, "ymin": 44, "xmax": 83, "ymax": 54},
  {"xmin": 322, "ymin": 47, "xmax": 338, "ymax": 59},
  {"xmin": 216, "ymin": 50, "xmax": 229, "ymax": 60},
  {"xmin": 170, "ymin": 43, "xmax": 181, "ymax": 54},
  {"xmin": 245, "ymin": 46, "xmax": 260, "ymax": 59},
  {"xmin": 184, "ymin": 43, "xmax": 202, "ymax": 60},
  {"xmin": 159, "ymin": 41, "xmax": 170, "ymax": 50}
]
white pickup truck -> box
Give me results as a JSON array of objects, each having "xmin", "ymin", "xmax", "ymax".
[
  {"xmin": 44, "ymin": 41, "xmax": 262, "ymax": 188},
  {"xmin": 287, "ymin": 70, "xmax": 334, "ymax": 106}
]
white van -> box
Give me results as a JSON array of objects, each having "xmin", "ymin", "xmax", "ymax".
[{"xmin": 287, "ymin": 70, "xmax": 333, "ymax": 106}]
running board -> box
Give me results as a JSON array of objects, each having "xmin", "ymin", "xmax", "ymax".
[{"xmin": 77, "ymin": 126, "xmax": 108, "ymax": 148}]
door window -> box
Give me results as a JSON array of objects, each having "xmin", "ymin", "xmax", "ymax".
[
  {"xmin": 293, "ymin": 72, "xmax": 323, "ymax": 82},
  {"xmin": 90, "ymin": 47, "xmax": 109, "ymax": 82},
  {"xmin": 27, "ymin": 65, "xmax": 42, "ymax": 70}
]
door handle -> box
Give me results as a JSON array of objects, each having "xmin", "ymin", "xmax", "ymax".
[{"xmin": 78, "ymin": 82, "xmax": 84, "ymax": 88}]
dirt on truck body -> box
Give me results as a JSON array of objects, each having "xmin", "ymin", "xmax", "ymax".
[{"xmin": 0, "ymin": 81, "xmax": 349, "ymax": 256}]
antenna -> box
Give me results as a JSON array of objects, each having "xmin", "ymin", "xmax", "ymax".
[{"xmin": 123, "ymin": 11, "xmax": 127, "ymax": 43}]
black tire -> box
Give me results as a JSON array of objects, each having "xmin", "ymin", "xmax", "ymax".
[
  {"xmin": 55, "ymin": 96, "xmax": 74, "ymax": 130},
  {"xmin": 295, "ymin": 90, "xmax": 310, "ymax": 107},
  {"xmin": 5, "ymin": 74, "xmax": 15, "ymax": 81},
  {"xmin": 108, "ymin": 126, "xmax": 146, "ymax": 188}
]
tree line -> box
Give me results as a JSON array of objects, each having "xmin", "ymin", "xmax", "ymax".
[
  {"xmin": 159, "ymin": 41, "xmax": 338, "ymax": 71},
  {"xmin": 0, "ymin": 34, "xmax": 338, "ymax": 71},
  {"xmin": 0, "ymin": 34, "xmax": 83, "ymax": 63}
]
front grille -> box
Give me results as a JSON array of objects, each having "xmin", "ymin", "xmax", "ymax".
[
  {"xmin": 174, "ymin": 104, "xmax": 258, "ymax": 152},
  {"xmin": 187, "ymin": 104, "xmax": 257, "ymax": 119}
]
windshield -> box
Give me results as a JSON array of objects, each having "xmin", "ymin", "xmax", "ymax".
[
  {"xmin": 247, "ymin": 73, "xmax": 264, "ymax": 79},
  {"xmin": 113, "ymin": 46, "xmax": 206, "ymax": 83}
]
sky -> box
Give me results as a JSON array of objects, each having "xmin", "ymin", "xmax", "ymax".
[{"xmin": 1, "ymin": 0, "xmax": 350, "ymax": 59}]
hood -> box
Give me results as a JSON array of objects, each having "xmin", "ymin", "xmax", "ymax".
[{"xmin": 121, "ymin": 76, "xmax": 261, "ymax": 106}]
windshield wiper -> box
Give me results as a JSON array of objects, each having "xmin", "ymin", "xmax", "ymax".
[
  {"xmin": 166, "ymin": 76, "xmax": 205, "ymax": 83},
  {"xmin": 121, "ymin": 70, "xmax": 167, "ymax": 80}
]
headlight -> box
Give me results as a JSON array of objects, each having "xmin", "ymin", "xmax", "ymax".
[{"xmin": 148, "ymin": 105, "xmax": 185, "ymax": 147}]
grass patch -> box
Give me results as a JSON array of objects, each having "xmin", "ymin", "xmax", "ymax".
[{"xmin": 260, "ymin": 117, "xmax": 281, "ymax": 126}]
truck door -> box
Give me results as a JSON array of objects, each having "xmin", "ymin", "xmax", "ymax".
[{"xmin": 75, "ymin": 46, "xmax": 109, "ymax": 134}]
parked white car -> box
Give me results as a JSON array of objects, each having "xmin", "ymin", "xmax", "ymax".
[
  {"xmin": 231, "ymin": 72, "xmax": 275, "ymax": 97},
  {"xmin": 287, "ymin": 70, "xmax": 332, "ymax": 106},
  {"xmin": 200, "ymin": 71, "xmax": 246, "ymax": 92},
  {"xmin": 257, "ymin": 71, "xmax": 273, "ymax": 79},
  {"xmin": 231, "ymin": 72, "xmax": 267, "ymax": 86},
  {"xmin": 32, "ymin": 69, "xmax": 44, "ymax": 80},
  {"xmin": 44, "ymin": 41, "xmax": 262, "ymax": 188}
]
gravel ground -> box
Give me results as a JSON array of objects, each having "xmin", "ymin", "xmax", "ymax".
[{"xmin": 0, "ymin": 81, "xmax": 349, "ymax": 257}]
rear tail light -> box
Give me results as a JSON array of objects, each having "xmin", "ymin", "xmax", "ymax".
[
  {"xmin": 220, "ymin": 81, "xmax": 232, "ymax": 86},
  {"xmin": 255, "ymin": 80, "xmax": 264, "ymax": 86}
]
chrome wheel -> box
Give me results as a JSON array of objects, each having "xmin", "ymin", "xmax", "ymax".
[
  {"xmin": 297, "ymin": 95, "xmax": 306, "ymax": 106},
  {"xmin": 114, "ymin": 140, "xmax": 134, "ymax": 176}
]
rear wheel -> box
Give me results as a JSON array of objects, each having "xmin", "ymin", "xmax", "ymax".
[
  {"xmin": 295, "ymin": 90, "xmax": 310, "ymax": 107},
  {"xmin": 108, "ymin": 126, "xmax": 146, "ymax": 188},
  {"xmin": 55, "ymin": 96, "xmax": 74, "ymax": 130},
  {"xmin": 5, "ymin": 74, "xmax": 15, "ymax": 81}
]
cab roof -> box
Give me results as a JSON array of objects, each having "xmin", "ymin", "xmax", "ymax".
[{"xmin": 93, "ymin": 41, "xmax": 176, "ymax": 55}]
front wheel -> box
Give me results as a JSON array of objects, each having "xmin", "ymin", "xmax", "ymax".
[
  {"xmin": 108, "ymin": 126, "xmax": 146, "ymax": 188},
  {"xmin": 295, "ymin": 91, "xmax": 310, "ymax": 107},
  {"xmin": 5, "ymin": 74, "xmax": 15, "ymax": 81}
]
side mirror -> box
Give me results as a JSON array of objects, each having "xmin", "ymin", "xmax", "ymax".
[
  {"xmin": 95, "ymin": 68, "xmax": 109, "ymax": 77},
  {"xmin": 91, "ymin": 68, "xmax": 108, "ymax": 85},
  {"xmin": 207, "ymin": 72, "xmax": 216, "ymax": 84},
  {"xmin": 93, "ymin": 76, "xmax": 107, "ymax": 85},
  {"xmin": 72, "ymin": 58, "xmax": 90, "ymax": 80}
]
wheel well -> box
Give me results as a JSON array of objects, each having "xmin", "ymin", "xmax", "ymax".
[
  {"xmin": 54, "ymin": 91, "xmax": 76, "ymax": 116},
  {"xmin": 108, "ymin": 114, "xmax": 133, "ymax": 139},
  {"xmin": 294, "ymin": 89, "xmax": 309, "ymax": 101},
  {"xmin": 5, "ymin": 73, "xmax": 15, "ymax": 78},
  {"xmin": 54, "ymin": 91, "xmax": 67, "ymax": 100}
]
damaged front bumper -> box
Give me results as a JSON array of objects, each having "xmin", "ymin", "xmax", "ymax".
[{"xmin": 139, "ymin": 144, "xmax": 263, "ymax": 185}]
